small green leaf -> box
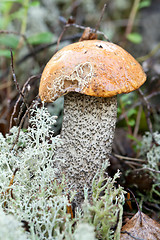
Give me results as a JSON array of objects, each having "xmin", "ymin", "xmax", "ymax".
[
  {"xmin": 120, "ymin": 94, "xmax": 132, "ymax": 106},
  {"xmin": 9, "ymin": 8, "xmax": 26, "ymax": 21},
  {"xmin": 127, "ymin": 108, "xmax": 137, "ymax": 117},
  {"xmin": 30, "ymin": 1, "xmax": 40, "ymax": 7},
  {"xmin": 127, "ymin": 32, "xmax": 142, "ymax": 44},
  {"xmin": 0, "ymin": 35, "xmax": 19, "ymax": 48},
  {"xmin": 0, "ymin": 0, "xmax": 25, "ymax": 3},
  {"xmin": 0, "ymin": 49, "xmax": 14, "ymax": 58},
  {"xmin": 117, "ymin": 107, "xmax": 121, "ymax": 114},
  {"xmin": 128, "ymin": 119, "xmax": 135, "ymax": 127},
  {"xmin": 28, "ymin": 32, "xmax": 53, "ymax": 45},
  {"xmin": 22, "ymin": 129, "xmax": 28, "ymax": 133},
  {"xmin": 127, "ymin": 134, "xmax": 141, "ymax": 145},
  {"xmin": 139, "ymin": 0, "xmax": 151, "ymax": 9}
]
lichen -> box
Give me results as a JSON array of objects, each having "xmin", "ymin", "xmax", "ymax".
[
  {"xmin": 140, "ymin": 131, "xmax": 160, "ymax": 179},
  {"xmin": 139, "ymin": 131, "xmax": 160, "ymax": 201},
  {"xmin": 0, "ymin": 104, "xmax": 125, "ymax": 239},
  {"xmin": 0, "ymin": 207, "xmax": 29, "ymax": 240}
]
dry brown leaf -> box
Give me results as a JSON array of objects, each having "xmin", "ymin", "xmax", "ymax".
[{"xmin": 121, "ymin": 211, "xmax": 160, "ymax": 240}]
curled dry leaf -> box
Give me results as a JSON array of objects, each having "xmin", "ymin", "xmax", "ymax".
[{"xmin": 121, "ymin": 211, "xmax": 160, "ymax": 240}]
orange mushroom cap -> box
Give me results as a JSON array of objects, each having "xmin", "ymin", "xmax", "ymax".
[{"xmin": 39, "ymin": 40, "xmax": 146, "ymax": 102}]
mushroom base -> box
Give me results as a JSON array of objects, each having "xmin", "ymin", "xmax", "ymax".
[{"xmin": 55, "ymin": 92, "xmax": 117, "ymax": 204}]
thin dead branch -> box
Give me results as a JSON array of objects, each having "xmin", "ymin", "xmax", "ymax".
[
  {"xmin": 9, "ymin": 74, "xmax": 41, "ymax": 130},
  {"xmin": 125, "ymin": 0, "xmax": 141, "ymax": 37},
  {"xmin": 94, "ymin": 2, "xmax": 108, "ymax": 33},
  {"xmin": 9, "ymin": 50, "xmax": 29, "ymax": 130},
  {"xmin": 10, "ymin": 97, "xmax": 39, "ymax": 150},
  {"xmin": 0, "ymin": 30, "xmax": 38, "ymax": 63},
  {"xmin": 132, "ymin": 167, "xmax": 160, "ymax": 174},
  {"xmin": 127, "ymin": 188, "xmax": 142, "ymax": 226},
  {"xmin": 121, "ymin": 230, "xmax": 144, "ymax": 240},
  {"xmin": 137, "ymin": 42, "xmax": 160, "ymax": 62},
  {"xmin": 117, "ymin": 91, "xmax": 160, "ymax": 122},
  {"xmin": 10, "ymin": 50, "xmax": 25, "ymax": 100},
  {"xmin": 133, "ymin": 105, "xmax": 142, "ymax": 138},
  {"xmin": 114, "ymin": 154, "xmax": 146, "ymax": 163},
  {"xmin": 137, "ymin": 89, "xmax": 160, "ymax": 146},
  {"xmin": 58, "ymin": 16, "xmax": 110, "ymax": 46}
]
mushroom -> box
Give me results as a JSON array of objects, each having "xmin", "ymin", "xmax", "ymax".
[{"xmin": 39, "ymin": 40, "xmax": 146, "ymax": 203}]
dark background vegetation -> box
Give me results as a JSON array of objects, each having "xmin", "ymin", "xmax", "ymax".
[{"xmin": 0, "ymin": 0, "xmax": 160, "ymax": 224}]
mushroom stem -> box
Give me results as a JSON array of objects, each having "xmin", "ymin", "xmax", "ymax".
[{"xmin": 55, "ymin": 92, "xmax": 117, "ymax": 203}]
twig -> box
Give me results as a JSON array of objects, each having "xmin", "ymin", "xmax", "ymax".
[
  {"xmin": 10, "ymin": 50, "xmax": 25, "ymax": 100},
  {"xmin": 16, "ymin": 103, "xmax": 25, "ymax": 125},
  {"xmin": 146, "ymin": 91, "xmax": 160, "ymax": 101},
  {"xmin": 137, "ymin": 89, "xmax": 160, "ymax": 146},
  {"xmin": 66, "ymin": 194, "xmax": 74, "ymax": 219},
  {"xmin": 137, "ymin": 42, "xmax": 160, "ymax": 62},
  {"xmin": 114, "ymin": 154, "xmax": 146, "ymax": 163},
  {"xmin": 118, "ymin": 88, "xmax": 159, "ymax": 145},
  {"xmin": 124, "ymin": 161, "xmax": 143, "ymax": 167},
  {"xmin": 127, "ymin": 188, "xmax": 142, "ymax": 226},
  {"xmin": 145, "ymin": 201, "xmax": 160, "ymax": 211},
  {"xmin": 0, "ymin": 30, "xmax": 29, "ymax": 49},
  {"xmin": 94, "ymin": 2, "xmax": 108, "ymax": 33},
  {"xmin": 9, "ymin": 52, "xmax": 40, "ymax": 130},
  {"xmin": 138, "ymin": 89, "xmax": 151, "ymax": 113},
  {"xmin": 3, "ymin": 168, "xmax": 19, "ymax": 207},
  {"xmin": 9, "ymin": 74, "xmax": 41, "ymax": 130},
  {"xmin": 10, "ymin": 97, "xmax": 39, "ymax": 150},
  {"xmin": 56, "ymin": 16, "xmax": 110, "ymax": 50},
  {"xmin": 125, "ymin": 0, "xmax": 140, "ymax": 37},
  {"xmin": 0, "ymin": 34, "xmax": 81, "ymax": 80},
  {"xmin": 121, "ymin": 231, "xmax": 144, "ymax": 240},
  {"xmin": 119, "ymin": 97, "xmax": 133, "ymax": 135},
  {"xmin": 17, "ymin": 34, "xmax": 81, "ymax": 64},
  {"xmin": 132, "ymin": 167, "xmax": 160, "ymax": 174},
  {"xmin": 117, "ymin": 91, "xmax": 160, "ymax": 122},
  {"xmin": 133, "ymin": 105, "xmax": 142, "ymax": 138},
  {"xmin": 58, "ymin": 17, "xmax": 110, "ymax": 42},
  {"xmin": 7, "ymin": 168, "xmax": 19, "ymax": 192},
  {"xmin": 0, "ymin": 30, "xmax": 38, "ymax": 63},
  {"xmin": 1, "ymin": 24, "xmax": 110, "ymax": 80},
  {"xmin": 56, "ymin": 26, "xmax": 68, "ymax": 51}
]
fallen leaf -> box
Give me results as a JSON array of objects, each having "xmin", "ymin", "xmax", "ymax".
[{"xmin": 121, "ymin": 211, "xmax": 160, "ymax": 240}]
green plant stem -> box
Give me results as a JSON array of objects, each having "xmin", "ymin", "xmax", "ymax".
[
  {"xmin": 125, "ymin": 0, "xmax": 141, "ymax": 37},
  {"xmin": 18, "ymin": 0, "xmax": 30, "ymax": 48},
  {"xmin": 137, "ymin": 42, "xmax": 160, "ymax": 62}
]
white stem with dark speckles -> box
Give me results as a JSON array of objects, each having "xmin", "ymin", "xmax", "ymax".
[{"xmin": 55, "ymin": 92, "xmax": 117, "ymax": 204}]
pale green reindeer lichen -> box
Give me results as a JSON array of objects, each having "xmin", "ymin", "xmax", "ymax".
[
  {"xmin": 0, "ymin": 104, "xmax": 125, "ymax": 239},
  {"xmin": 140, "ymin": 131, "xmax": 160, "ymax": 179},
  {"xmin": 140, "ymin": 131, "xmax": 160, "ymax": 201},
  {"xmin": 0, "ymin": 207, "xmax": 29, "ymax": 240}
]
